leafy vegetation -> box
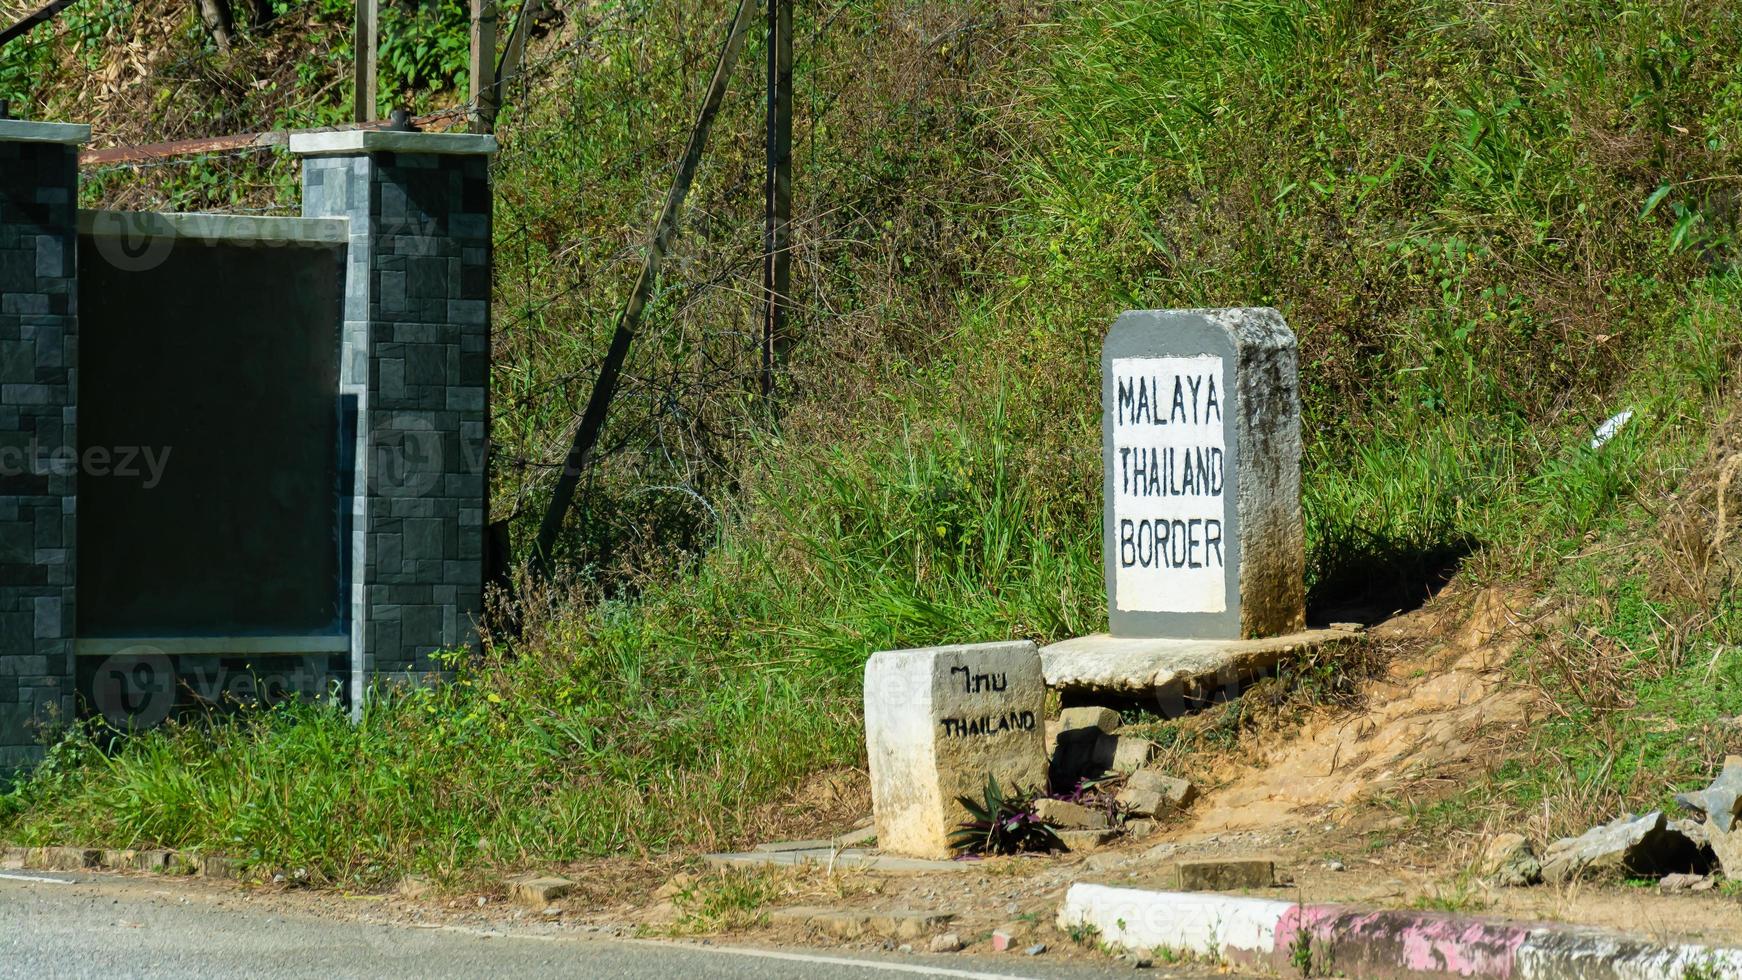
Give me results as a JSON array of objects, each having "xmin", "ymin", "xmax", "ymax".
[
  {"xmin": 8, "ymin": 0, "xmax": 1742, "ymax": 883},
  {"xmin": 948, "ymin": 775, "xmax": 1063, "ymax": 856}
]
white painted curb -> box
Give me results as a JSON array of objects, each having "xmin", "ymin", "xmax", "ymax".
[
  {"xmin": 1056, "ymin": 883, "xmax": 1291, "ymax": 959},
  {"xmin": 1057, "ymin": 882, "xmax": 1742, "ymax": 978}
]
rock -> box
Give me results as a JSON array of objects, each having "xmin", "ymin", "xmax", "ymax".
[
  {"xmin": 397, "ymin": 875, "xmax": 435, "ymax": 898},
  {"xmin": 507, "ymin": 875, "xmax": 575, "ymax": 906},
  {"xmin": 0, "ymin": 847, "xmax": 24, "ymax": 869},
  {"xmin": 1705, "ymin": 823, "xmax": 1742, "ymax": 880},
  {"xmin": 1024, "ymin": 943, "xmax": 1047, "ymax": 956},
  {"xmin": 1324, "ymin": 859, "xmax": 1346, "ymax": 872},
  {"xmin": 1117, "ymin": 770, "xmax": 1196, "ymax": 816},
  {"xmin": 1106, "ymin": 736, "xmax": 1156, "ymax": 773},
  {"xmin": 1671, "ymin": 818, "xmax": 1711, "ymax": 848},
  {"xmin": 1173, "ymin": 857, "xmax": 1274, "ymax": 891},
  {"xmin": 1479, "ymin": 833, "xmax": 1542, "ymax": 887},
  {"xmin": 1675, "ymin": 757, "xmax": 1742, "ymax": 832},
  {"xmin": 1677, "ymin": 758, "xmax": 1742, "ymax": 878},
  {"xmin": 1123, "ymin": 819, "xmax": 1159, "ymax": 839},
  {"xmin": 1056, "ymin": 829, "xmax": 1118, "ymax": 852},
  {"xmin": 1541, "ymin": 812, "xmax": 1704, "ymax": 884},
  {"xmin": 1059, "ymin": 706, "xmax": 1122, "ymax": 734},
  {"xmin": 1659, "ymin": 873, "xmax": 1716, "ymax": 894},
  {"xmin": 1048, "ymin": 727, "xmax": 1105, "ymax": 792},
  {"xmin": 864, "ymin": 642, "xmax": 1048, "ymax": 858},
  {"xmin": 991, "ymin": 922, "xmax": 1027, "ymax": 952},
  {"xmin": 929, "ymin": 933, "xmax": 963, "ymax": 953},
  {"xmin": 1035, "ymin": 798, "xmax": 1110, "ymax": 830}
]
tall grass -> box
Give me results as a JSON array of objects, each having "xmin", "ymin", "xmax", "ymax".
[{"xmin": 10, "ymin": 0, "xmax": 1742, "ymax": 877}]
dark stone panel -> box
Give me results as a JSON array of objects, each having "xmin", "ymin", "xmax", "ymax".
[{"xmin": 76, "ymin": 235, "xmax": 348, "ymax": 636}]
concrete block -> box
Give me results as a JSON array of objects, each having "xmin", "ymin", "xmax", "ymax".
[
  {"xmin": 1034, "ymin": 798, "xmax": 1109, "ymax": 830},
  {"xmin": 38, "ymin": 846, "xmax": 99, "ymax": 870},
  {"xmin": 1118, "ymin": 770, "xmax": 1196, "ymax": 816},
  {"xmin": 1058, "ymin": 706, "xmax": 1121, "ymax": 734},
  {"xmin": 1057, "ymin": 829, "xmax": 1118, "ymax": 852},
  {"xmin": 864, "ymin": 641, "xmax": 1047, "ymax": 859},
  {"xmin": 508, "ymin": 875, "xmax": 575, "ymax": 906},
  {"xmin": 1108, "ymin": 735, "xmax": 1156, "ymax": 773}
]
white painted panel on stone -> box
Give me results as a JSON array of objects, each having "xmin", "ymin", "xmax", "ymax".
[{"xmin": 1109, "ymin": 355, "xmax": 1227, "ymax": 614}]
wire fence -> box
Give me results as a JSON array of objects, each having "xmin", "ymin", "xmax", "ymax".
[{"xmin": 58, "ymin": 0, "xmax": 1009, "ymax": 582}]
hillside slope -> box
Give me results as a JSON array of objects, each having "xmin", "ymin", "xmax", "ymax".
[{"xmin": 5, "ymin": 0, "xmax": 1742, "ymax": 885}]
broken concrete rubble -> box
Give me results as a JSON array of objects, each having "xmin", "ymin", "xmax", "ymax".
[
  {"xmin": 1105, "ymin": 735, "xmax": 1156, "ymax": 772},
  {"xmin": 1034, "ymin": 798, "xmax": 1109, "ymax": 830},
  {"xmin": 1114, "ymin": 769, "xmax": 1198, "ymax": 818},
  {"xmin": 1676, "ymin": 756, "xmax": 1742, "ymax": 879},
  {"xmin": 1116, "ymin": 769, "xmax": 1196, "ymax": 817},
  {"xmin": 1541, "ymin": 812, "xmax": 1707, "ymax": 884},
  {"xmin": 1674, "ymin": 756, "xmax": 1742, "ymax": 833},
  {"xmin": 1479, "ymin": 833, "xmax": 1542, "ymax": 887},
  {"xmin": 1057, "ymin": 706, "xmax": 1121, "ymax": 734}
]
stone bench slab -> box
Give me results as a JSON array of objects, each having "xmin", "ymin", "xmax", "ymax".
[
  {"xmin": 1040, "ymin": 628, "xmax": 1359, "ymax": 697},
  {"xmin": 704, "ymin": 848, "xmax": 976, "ymax": 874}
]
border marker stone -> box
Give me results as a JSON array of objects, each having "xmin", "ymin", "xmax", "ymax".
[
  {"xmin": 1102, "ymin": 308, "xmax": 1303, "ymax": 639},
  {"xmin": 863, "ymin": 640, "xmax": 1046, "ymax": 859}
]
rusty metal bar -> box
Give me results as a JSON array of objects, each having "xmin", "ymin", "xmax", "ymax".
[{"xmin": 78, "ymin": 110, "xmax": 460, "ymax": 166}]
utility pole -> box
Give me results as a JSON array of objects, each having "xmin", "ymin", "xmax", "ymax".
[
  {"xmin": 469, "ymin": 0, "xmax": 499, "ymax": 134},
  {"xmin": 353, "ymin": 0, "xmax": 378, "ymax": 123},
  {"xmin": 759, "ymin": 0, "xmax": 793, "ymax": 401}
]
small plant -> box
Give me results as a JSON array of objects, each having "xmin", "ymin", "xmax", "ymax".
[
  {"xmin": 1066, "ymin": 921, "xmax": 1101, "ymax": 946},
  {"xmin": 949, "ymin": 775, "xmax": 1065, "ymax": 856},
  {"xmin": 1290, "ymin": 928, "xmax": 1332, "ymax": 977}
]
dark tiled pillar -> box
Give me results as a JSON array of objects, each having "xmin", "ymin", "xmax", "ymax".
[
  {"xmin": 293, "ymin": 130, "xmax": 494, "ymax": 698},
  {"xmin": 0, "ymin": 119, "xmax": 87, "ymax": 776}
]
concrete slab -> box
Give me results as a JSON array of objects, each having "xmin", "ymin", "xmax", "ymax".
[
  {"xmin": 0, "ymin": 119, "xmax": 91, "ymax": 144},
  {"xmin": 703, "ymin": 848, "xmax": 977, "ymax": 874},
  {"xmin": 1040, "ymin": 627, "xmax": 1359, "ymax": 698},
  {"xmin": 287, "ymin": 130, "xmax": 497, "ymax": 157}
]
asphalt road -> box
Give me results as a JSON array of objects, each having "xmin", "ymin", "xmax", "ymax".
[{"xmin": 0, "ymin": 871, "xmax": 1236, "ymax": 979}]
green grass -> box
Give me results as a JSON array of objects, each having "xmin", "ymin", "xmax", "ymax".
[{"xmin": 11, "ymin": 0, "xmax": 1742, "ymax": 881}]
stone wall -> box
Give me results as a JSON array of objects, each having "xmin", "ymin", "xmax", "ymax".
[
  {"xmin": 0, "ymin": 123, "xmax": 493, "ymax": 775},
  {"xmin": 0, "ymin": 122, "xmax": 85, "ymax": 774}
]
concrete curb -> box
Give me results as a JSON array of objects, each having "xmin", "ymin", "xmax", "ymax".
[{"xmin": 1057, "ymin": 883, "xmax": 1742, "ymax": 978}]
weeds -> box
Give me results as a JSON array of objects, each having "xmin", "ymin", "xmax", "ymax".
[
  {"xmin": 11, "ymin": 0, "xmax": 1742, "ymax": 880},
  {"xmin": 666, "ymin": 868, "xmax": 782, "ymax": 935}
]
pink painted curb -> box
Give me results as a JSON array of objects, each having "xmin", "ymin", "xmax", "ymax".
[{"xmin": 1057, "ymin": 883, "xmax": 1742, "ymax": 978}]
